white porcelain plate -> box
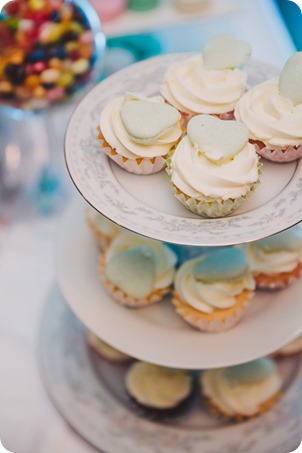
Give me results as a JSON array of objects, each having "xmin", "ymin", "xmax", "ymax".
[
  {"xmin": 55, "ymin": 200, "xmax": 302, "ymax": 369},
  {"xmin": 40, "ymin": 288, "xmax": 302, "ymax": 453},
  {"xmin": 65, "ymin": 53, "xmax": 302, "ymax": 246}
]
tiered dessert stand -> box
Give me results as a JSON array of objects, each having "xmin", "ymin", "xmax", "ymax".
[{"xmin": 40, "ymin": 54, "xmax": 302, "ymax": 452}]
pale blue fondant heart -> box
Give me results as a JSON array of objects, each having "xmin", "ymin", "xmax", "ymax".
[
  {"xmin": 203, "ymin": 35, "xmax": 251, "ymax": 70},
  {"xmin": 120, "ymin": 98, "xmax": 180, "ymax": 144},
  {"xmin": 105, "ymin": 246, "xmax": 156, "ymax": 299},
  {"xmin": 193, "ymin": 247, "xmax": 249, "ymax": 283},
  {"xmin": 187, "ymin": 115, "xmax": 248, "ymax": 163},
  {"xmin": 225, "ymin": 358, "xmax": 276, "ymax": 384},
  {"xmin": 279, "ymin": 52, "xmax": 302, "ymax": 106}
]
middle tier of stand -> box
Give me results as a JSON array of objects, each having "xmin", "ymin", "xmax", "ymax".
[{"xmin": 55, "ymin": 200, "xmax": 302, "ymax": 369}]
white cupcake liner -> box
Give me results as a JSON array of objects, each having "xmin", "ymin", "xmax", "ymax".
[
  {"xmin": 172, "ymin": 292, "xmax": 253, "ymax": 333},
  {"xmin": 98, "ymin": 255, "xmax": 170, "ymax": 308},
  {"xmin": 166, "ymin": 157, "xmax": 261, "ymax": 218},
  {"xmin": 97, "ymin": 128, "xmax": 167, "ymax": 175},
  {"xmin": 254, "ymin": 142, "xmax": 302, "ymax": 163}
]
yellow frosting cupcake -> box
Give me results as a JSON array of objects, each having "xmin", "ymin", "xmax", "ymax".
[
  {"xmin": 126, "ymin": 362, "xmax": 193, "ymax": 410},
  {"xmin": 201, "ymin": 358, "xmax": 282, "ymax": 420}
]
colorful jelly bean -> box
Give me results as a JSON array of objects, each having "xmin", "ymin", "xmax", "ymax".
[{"xmin": 0, "ymin": 0, "xmax": 96, "ymax": 109}]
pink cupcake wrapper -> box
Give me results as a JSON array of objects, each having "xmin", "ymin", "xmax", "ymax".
[{"xmin": 254, "ymin": 143, "xmax": 302, "ymax": 163}]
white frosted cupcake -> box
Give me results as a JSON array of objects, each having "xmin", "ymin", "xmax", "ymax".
[
  {"xmin": 86, "ymin": 331, "xmax": 132, "ymax": 363},
  {"xmin": 99, "ymin": 232, "xmax": 177, "ymax": 308},
  {"xmin": 86, "ymin": 205, "xmax": 121, "ymax": 250},
  {"xmin": 242, "ymin": 226, "xmax": 302, "ymax": 289},
  {"xmin": 172, "ymin": 247, "xmax": 255, "ymax": 333},
  {"xmin": 97, "ymin": 92, "xmax": 183, "ymax": 174},
  {"xmin": 166, "ymin": 114, "xmax": 261, "ymax": 218},
  {"xmin": 125, "ymin": 362, "xmax": 193, "ymax": 414},
  {"xmin": 235, "ymin": 52, "xmax": 302, "ymax": 162},
  {"xmin": 201, "ymin": 358, "xmax": 282, "ymax": 420},
  {"xmin": 277, "ymin": 336, "xmax": 302, "ymax": 357},
  {"xmin": 161, "ymin": 35, "xmax": 251, "ymax": 120}
]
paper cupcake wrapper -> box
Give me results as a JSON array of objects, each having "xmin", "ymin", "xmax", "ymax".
[
  {"xmin": 86, "ymin": 216, "xmax": 114, "ymax": 251},
  {"xmin": 203, "ymin": 391, "xmax": 282, "ymax": 422},
  {"xmin": 98, "ymin": 255, "xmax": 171, "ymax": 308},
  {"xmin": 172, "ymin": 290, "xmax": 253, "ymax": 333},
  {"xmin": 166, "ymin": 157, "xmax": 261, "ymax": 218},
  {"xmin": 97, "ymin": 127, "xmax": 167, "ymax": 175},
  {"xmin": 253, "ymin": 264, "xmax": 302, "ymax": 290},
  {"xmin": 253, "ymin": 142, "xmax": 302, "ymax": 163}
]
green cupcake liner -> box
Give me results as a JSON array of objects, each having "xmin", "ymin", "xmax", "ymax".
[{"xmin": 166, "ymin": 157, "xmax": 261, "ymax": 218}]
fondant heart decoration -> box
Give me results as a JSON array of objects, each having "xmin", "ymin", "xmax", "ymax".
[
  {"xmin": 120, "ymin": 97, "xmax": 180, "ymax": 144},
  {"xmin": 193, "ymin": 247, "xmax": 249, "ymax": 283},
  {"xmin": 226, "ymin": 359, "xmax": 275, "ymax": 384},
  {"xmin": 203, "ymin": 35, "xmax": 252, "ymax": 70},
  {"xmin": 279, "ymin": 52, "xmax": 302, "ymax": 106},
  {"xmin": 187, "ymin": 115, "xmax": 248, "ymax": 163},
  {"xmin": 105, "ymin": 246, "xmax": 156, "ymax": 298}
]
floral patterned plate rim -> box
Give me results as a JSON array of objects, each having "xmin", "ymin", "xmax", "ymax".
[
  {"xmin": 65, "ymin": 53, "xmax": 302, "ymax": 246},
  {"xmin": 55, "ymin": 200, "xmax": 302, "ymax": 370},
  {"xmin": 40, "ymin": 286, "xmax": 302, "ymax": 453}
]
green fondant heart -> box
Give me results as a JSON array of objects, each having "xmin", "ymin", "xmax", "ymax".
[
  {"xmin": 105, "ymin": 246, "xmax": 156, "ymax": 299},
  {"xmin": 225, "ymin": 359, "xmax": 276, "ymax": 384},
  {"xmin": 120, "ymin": 98, "xmax": 180, "ymax": 144},
  {"xmin": 187, "ymin": 115, "xmax": 248, "ymax": 163},
  {"xmin": 279, "ymin": 52, "xmax": 302, "ymax": 106},
  {"xmin": 203, "ymin": 35, "xmax": 251, "ymax": 70},
  {"xmin": 193, "ymin": 247, "xmax": 249, "ymax": 283}
]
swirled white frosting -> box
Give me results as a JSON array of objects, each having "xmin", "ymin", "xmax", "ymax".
[
  {"xmin": 160, "ymin": 56, "xmax": 247, "ymax": 115},
  {"xmin": 126, "ymin": 362, "xmax": 192, "ymax": 409},
  {"xmin": 174, "ymin": 257, "xmax": 255, "ymax": 314},
  {"xmin": 244, "ymin": 228, "xmax": 302, "ymax": 274},
  {"xmin": 100, "ymin": 95, "xmax": 182, "ymax": 159},
  {"xmin": 202, "ymin": 360, "xmax": 282, "ymax": 417},
  {"xmin": 105, "ymin": 232, "xmax": 177, "ymax": 295},
  {"xmin": 86, "ymin": 206, "xmax": 120, "ymax": 238},
  {"xmin": 235, "ymin": 78, "xmax": 302, "ymax": 149},
  {"xmin": 170, "ymin": 136, "xmax": 259, "ymax": 200}
]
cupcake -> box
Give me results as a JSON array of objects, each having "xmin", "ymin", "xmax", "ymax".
[
  {"xmin": 172, "ymin": 247, "xmax": 255, "ymax": 333},
  {"xmin": 125, "ymin": 361, "xmax": 193, "ymax": 415},
  {"xmin": 161, "ymin": 35, "xmax": 251, "ymax": 121},
  {"xmin": 201, "ymin": 358, "xmax": 282, "ymax": 420},
  {"xmin": 235, "ymin": 52, "xmax": 302, "ymax": 162},
  {"xmin": 86, "ymin": 330, "xmax": 132, "ymax": 363},
  {"xmin": 242, "ymin": 226, "xmax": 302, "ymax": 289},
  {"xmin": 99, "ymin": 231, "xmax": 177, "ymax": 308},
  {"xmin": 97, "ymin": 92, "xmax": 183, "ymax": 174},
  {"xmin": 166, "ymin": 114, "xmax": 261, "ymax": 218},
  {"xmin": 86, "ymin": 205, "xmax": 121, "ymax": 250},
  {"xmin": 276, "ymin": 336, "xmax": 302, "ymax": 357}
]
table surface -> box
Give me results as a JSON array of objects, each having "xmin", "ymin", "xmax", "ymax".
[{"xmin": 0, "ymin": 1, "xmax": 297, "ymax": 452}]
